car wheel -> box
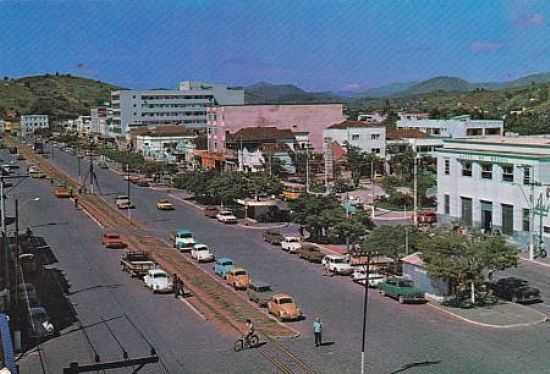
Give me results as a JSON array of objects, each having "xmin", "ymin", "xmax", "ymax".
[
  {"xmin": 511, "ymin": 296, "xmax": 518, "ymax": 303},
  {"xmin": 398, "ymin": 296, "xmax": 405, "ymax": 304}
]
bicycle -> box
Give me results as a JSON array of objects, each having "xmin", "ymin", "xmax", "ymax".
[{"xmin": 233, "ymin": 333, "xmax": 259, "ymax": 352}]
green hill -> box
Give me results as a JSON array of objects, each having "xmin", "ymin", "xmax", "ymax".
[
  {"xmin": 397, "ymin": 76, "xmax": 472, "ymax": 96},
  {"xmin": 245, "ymin": 82, "xmax": 343, "ymax": 104},
  {"xmin": 0, "ymin": 74, "xmax": 119, "ymax": 121}
]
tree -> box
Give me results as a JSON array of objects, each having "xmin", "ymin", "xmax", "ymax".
[
  {"xmin": 360, "ymin": 225, "xmax": 417, "ymax": 268},
  {"xmin": 417, "ymin": 229, "xmax": 519, "ymax": 301},
  {"xmin": 344, "ymin": 143, "xmax": 377, "ymax": 188}
]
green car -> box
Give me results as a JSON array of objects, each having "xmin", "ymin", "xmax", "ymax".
[{"xmin": 378, "ymin": 277, "xmax": 426, "ymax": 304}]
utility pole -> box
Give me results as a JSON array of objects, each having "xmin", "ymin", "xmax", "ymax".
[
  {"xmin": 360, "ymin": 253, "xmax": 371, "ymax": 374},
  {"xmin": 127, "ymin": 164, "xmax": 131, "ymax": 222},
  {"xmin": 305, "ymin": 148, "xmax": 310, "ymax": 194},
  {"xmin": 413, "ymin": 157, "xmax": 418, "ymax": 226}
]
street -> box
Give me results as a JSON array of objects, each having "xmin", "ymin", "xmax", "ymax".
[{"xmin": 14, "ymin": 143, "xmax": 550, "ymax": 373}]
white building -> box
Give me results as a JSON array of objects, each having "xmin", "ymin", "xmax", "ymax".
[
  {"xmin": 357, "ymin": 112, "xmax": 387, "ymax": 123},
  {"xmin": 74, "ymin": 116, "xmax": 92, "ymax": 136},
  {"xmin": 20, "ymin": 115, "xmax": 49, "ymax": 137},
  {"xmin": 386, "ymin": 128, "xmax": 444, "ymax": 155},
  {"xmin": 436, "ymin": 136, "xmax": 550, "ymax": 251},
  {"xmin": 111, "ymin": 81, "xmax": 244, "ymax": 135},
  {"xmin": 397, "ymin": 114, "xmax": 503, "ymax": 138},
  {"xmin": 131, "ymin": 125, "xmax": 197, "ymax": 165},
  {"xmin": 323, "ymin": 121, "xmax": 386, "ymax": 157},
  {"xmin": 90, "ymin": 106, "xmax": 112, "ymax": 136}
]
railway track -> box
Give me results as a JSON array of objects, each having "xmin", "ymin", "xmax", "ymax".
[{"xmin": 10, "ymin": 140, "xmax": 320, "ymax": 373}]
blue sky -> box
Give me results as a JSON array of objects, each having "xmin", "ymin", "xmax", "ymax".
[{"xmin": 1, "ymin": 0, "xmax": 550, "ymax": 92}]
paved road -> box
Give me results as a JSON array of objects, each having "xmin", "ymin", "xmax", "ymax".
[
  {"xmin": 11, "ymin": 149, "xmax": 272, "ymax": 374},
  {"xmin": 22, "ymin": 144, "xmax": 550, "ymax": 373}
]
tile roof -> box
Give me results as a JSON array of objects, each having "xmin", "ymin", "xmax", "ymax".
[
  {"xmin": 386, "ymin": 128, "xmax": 427, "ymax": 140},
  {"xmin": 327, "ymin": 120, "xmax": 384, "ymax": 129},
  {"xmin": 226, "ymin": 127, "xmax": 296, "ymax": 142},
  {"xmin": 401, "ymin": 252, "xmax": 425, "ymax": 267}
]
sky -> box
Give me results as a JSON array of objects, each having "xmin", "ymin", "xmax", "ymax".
[{"xmin": 1, "ymin": 0, "xmax": 550, "ymax": 92}]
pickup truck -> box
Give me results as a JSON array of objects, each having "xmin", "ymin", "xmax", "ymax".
[
  {"xmin": 322, "ymin": 254, "xmax": 353, "ymax": 275},
  {"xmin": 120, "ymin": 251, "xmax": 156, "ymax": 278},
  {"xmin": 173, "ymin": 229, "xmax": 196, "ymax": 251},
  {"xmin": 378, "ymin": 277, "xmax": 426, "ymax": 304}
]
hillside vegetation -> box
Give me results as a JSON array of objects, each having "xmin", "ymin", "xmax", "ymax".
[{"xmin": 0, "ymin": 74, "xmax": 119, "ymax": 121}]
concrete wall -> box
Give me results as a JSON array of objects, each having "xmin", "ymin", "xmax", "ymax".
[
  {"xmin": 207, "ymin": 104, "xmax": 345, "ymax": 151},
  {"xmin": 323, "ymin": 126, "xmax": 386, "ymax": 157}
]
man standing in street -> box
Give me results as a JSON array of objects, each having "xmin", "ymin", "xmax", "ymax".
[
  {"xmin": 173, "ymin": 273, "xmax": 180, "ymax": 298},
  {"xmin": 313, "ymin": 317, "xmax": 322, "ymax": 347}
]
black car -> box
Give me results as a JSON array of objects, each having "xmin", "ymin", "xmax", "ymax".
[{"xmin": 489, "ymin": 277, "xmax": 541, "ymax": 304}]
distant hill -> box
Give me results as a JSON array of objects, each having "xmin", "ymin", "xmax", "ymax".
[
  {"xmin": 245, "ymin": 82, "xmax": 343, "ymax": 104},
  {"xmin": 397, "ymin": 76, "xmax": 472, "ymax": 96},
  {"xmin": 353, "ymin": 81, "xmax": 418, "ymax": 98},
  {"xmin": 0, "ymin": 74, "xmax": 119, "ymax": 121}
]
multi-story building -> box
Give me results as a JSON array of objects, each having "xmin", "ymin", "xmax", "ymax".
[
  {"xmin": 207, "ymin": 104, "xmax": 345, "ymax": 152},
  {"xmin": 131, "ymin": 125, "xmax": 197, "ymax": 165},
  {"xmin": 386, "ymin": 128, "xmax": 444, "ymax": 155},
  {"xmin": 397, "ymin": 114, "xmax": 503, "ymax": 138},
  {"xmin": 90, "ymin": 106, "xmax": 112, "ymax": 136},
  {"xmin": 357, "ymin": 112, "xmax": 387, "ymax": 123},
  {"xmin": 436, "ymin": 136, "xmax": 550, "ymax": 251},
  {"xmin": 74, "ymin": 116, "xmax": 92, "ymax": 136},
  {"xmin": 20, "ymin": 115, "xmax": 49, "ymax": 137},
  {"xmin": 111, "ymin": 81, "xmax": 244, "ymax": 135},
  {"xmin": 323, "ymin": 121, "xmax": 386, "ymax": 157}
]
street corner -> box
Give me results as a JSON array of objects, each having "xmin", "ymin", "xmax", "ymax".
[{"xmin": 428, "ymin": 300, "xmax": 548, "ymax": 329}]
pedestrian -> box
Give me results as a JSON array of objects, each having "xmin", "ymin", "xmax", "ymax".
[
  {"xmin": 313, "ymin": 317, "xmax": 322, "ymax": 347},
  {"xmin": 299, "ymin": 225, "xmax": 304, "ymax": 238},
  {"xmin": 74, "ymin": 197, "xmax": 79, "ymax": 209},
  {"xmin": 173, "ymin": 273, "xmax": 180, "ymax": 298}
]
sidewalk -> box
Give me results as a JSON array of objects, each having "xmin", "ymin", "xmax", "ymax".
[
  {"xmin": 428, "ymin": 301, "xmax": 548, "ymax": 328},
  {"xmin": 519, "ymin": 252, "xmax": 550, "ymax": 269}
]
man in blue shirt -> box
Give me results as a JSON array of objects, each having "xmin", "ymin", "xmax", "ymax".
[{"xmin": 313, "ymin": 317, "xmax": 322, "ymax": 347}]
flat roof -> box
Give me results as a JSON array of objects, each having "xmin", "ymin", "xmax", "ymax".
[{"xmin": 446, "ymin": 136, "xmax": 550, "ymax": 147}]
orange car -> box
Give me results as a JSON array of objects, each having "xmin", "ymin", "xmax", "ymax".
[
  {"xmin": 267, "ymin": 293, "xmax": 303, "ymax": 321},
  {"xmin": 226, "ymin": 267, "xmax": 250, "ymax": 290},
  {"xmin": 54, "ymin": 186, "xmax": 71, "ymax": 198},
  {"xmin": 102, "ymin": 233, "xmax": 127, "ymax": 249}
]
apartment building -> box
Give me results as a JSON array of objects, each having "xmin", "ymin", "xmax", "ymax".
[
  {"xmin": 20, "ymin": 115, "xmax": 49, "ymax": 137},
  {"xmin": 397, "ymin": 114, "xmax": 503, "ymax": 138},
  {"xmin": 131, "ymin": 125, "xmax": 197, "ymax": 165},
  {"xmin": 111, "ymin": 81, "xmax": 244, "ymax": 135},
  {"xmin": 90, "ymin": 106, "xmax": 112, "ymax": 135},
  {"xmin": 323, "ymin": 121, "xmax": 386, "ymax": 157},
  {"xmin": 436, "ymin": 136, "xmax": 550, "ymax": 251},
  {"xmin": 207, "ymin": 104, "xmax": 345, "ymax": 152}
]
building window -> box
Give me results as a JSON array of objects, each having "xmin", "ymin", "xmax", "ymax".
[
  {"xmin": 523, "ymin": 167, "xmax": 531, "ymax": 185},
  {"xmin": 544, "ymin": 226, "xmax": 550, "ymax": 234},
  {"xmin": 371, "ymin": 148, "xmax": 381, "ymax": 154},
  {"xmin": 481, "ymin": 163, "xmax": 492, "ymax": 179},
  {"xmin": 444, "ymin": 194, "xmax": 450, "ymax": 214},
  {"xmin": 502, "ymin": 165, "xmax": 514, "ymax": 182},
  {"xmin": 466, "ymin": 128, "xmax": 483, "ymax": 136},
  {"xmin": 371, "ymin": 134, "xmax": 380, "ymax": 140},
  {"xmin": 461, "ymin": 197, "xmax": 473, "ymax": 227},
  {"xmin": 351, "ymin": 134, "xmax": 360, "ymax": 140},
  {"xmin": 462, "ymin": 161, "xmax": 472, "ymax": 177},
  {"xmin": 501, "ymin": 204, "xmax": 514, "ymax": 235},
  {"xmin": 444, "ymin": 159, "xmax": 450, "ymax": 175},
  {"xmin": 523, "ymin": 209, "xmax": 531, "ymax": 232}
]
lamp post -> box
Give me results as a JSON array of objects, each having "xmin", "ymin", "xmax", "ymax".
[
  {"xmin": 360, "ymin": 252, "xmax": 371, "ymax": 374},
  {"xmin": 413, "ymin": 156, "xmax": 419, "ymax": 226}
]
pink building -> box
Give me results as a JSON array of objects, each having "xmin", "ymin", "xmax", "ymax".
[{"xmin": 207, "ymin": 104, "xmax": 345, "ymax": 151}]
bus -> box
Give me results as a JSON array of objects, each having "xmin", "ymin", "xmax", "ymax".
[{"xmin": 281, "ymin": 181, "xmax": 306, "ymax": 201}]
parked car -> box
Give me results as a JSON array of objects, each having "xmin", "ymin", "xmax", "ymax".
[
  {"xmin": 54, "ymin": 186, "xmax": 71, "ymax": 198},
  {"xmin": 144, "ymin": 268, "xmax": 173, "ymax": 293},
  {"xmin": 216, "ymin": 210, "xmax": 238, "ymax": 224},
  {"xmin": 135, "ymin": 179, "xmax": 150, "ymax": 187},
  {"xmin": 378, "ymin": 277, "xmax": 426, "ymax": 304},
  {"xmin": 191, "ymin": 243, "xmax": 215, "ymax": 262},
  {"xmin": 489, "ymin": 277, "xmax": 542, "ymax": 304},
  {"xmin": 156, "ymin": 199, "xmax": 175, "ymax": 210},
  {"xmin": 417, "ymin": 210, "xmax": 437, "ymax": 225},
  {"xmin": 352, "ymin": 268, "xmax": 387, "ymax": 287},
  {"xmin": 226, "ymin": 267, "xmax": 250, "ymax": 290},
  {"xmin": 280, "ymin": 236, "xmax": 302, "ymax": 253},
  {"xmin": 263, "ymin": 230, "xmax": 284, "ymax": 245},
  {"xmin": 115, "ymin": 195, "xmax": 135, "ymax": 209},
  {"xmin": 297, "ymin": 244, "xmax": 324, "ymax": 263},
  {"xmin": 102, "ymin": 233, "xmax": 127, "ymax": 249},
  {"xmin": 322, "ymin": 254, "xmax": 353, "ymax": 275},
  {"xmin": 267, "ymin": 293, "xmax": 303, "ymax": 321},
  {"xmin": 16, "ymin": 154, "xmax": 25, "ymax": 161},
  {"xmin": 28, "ymin": 306, "xmax": 55, "ymax": 338},
  {"xmin": 204, "ymin": 206, "xmax": 219, "ymax": 218},
  {"xmin": 214, "ymin": 257, "xmax": 234, "ymax": 279},
  {"xmin": 247, "ymin": 280, "xmax": 275, "ymax": 307},
  {"xmin": 173, "ymin": 229, "xmax": 196, "ymax": 251}
]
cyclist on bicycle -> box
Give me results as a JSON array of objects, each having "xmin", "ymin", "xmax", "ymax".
[{"xmin": 245, "ymin": 319, "xmax": 255, "ymax": 343}]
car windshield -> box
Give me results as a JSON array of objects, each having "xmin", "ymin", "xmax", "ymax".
[
  {"xmin": 32, "ymin": 310, "xmax": 48, "ymax": 322},
  {"xmin": 221, "ymin": 261, "xmax": 232, "ymax": 266},
  {"xmin": 178, "ymin": 233, "xmax": 193, "ymax": 238},
  {"xmin": 286, "ymin": 238, "xmax": 299, "ymax": 242},
  {"xmin": 107, "ymin": 234, "xmax": 120, "ymax": 239},
  {"xmin": 196, "ymin": 248, "xmax": 208, "ymax": 252},
  {"xmin": 398, "ymin": 280, "xmax": 414, "ymax": 287},
  {"xmin": 234, "ymin": 270, "xmax": 247, "ymax": 276},
  {"xmin": 332, "ymin": 258, "xmax": 346, "ymax": 264},
  {"xmin": 117, "ymin": 195, "xmax": 129, "ymax": 200},
  {"xmin": 221, "ymin": 212, "xmax": 233, "ymax": 216},
  {"xmin": 259, "ymin": 286, "xmax": 272, "ymax": 292},
  {"xmin": 279, "ymin": 298, "xmax": 294, "ymax": 304},
  {"xmin": 153, "ymin": 273, "xmax": 167, "ymax": 278}
]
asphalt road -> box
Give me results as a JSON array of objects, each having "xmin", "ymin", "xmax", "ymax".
[
  {"xmin": 18, "ymin": 144, "xmax": 550, "ymax": 373},
  {"xmin": 11, "ymin": 149, "xmax": 272, "ymax": 374}
]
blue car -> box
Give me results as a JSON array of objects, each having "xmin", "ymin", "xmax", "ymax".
[{"xmin": 214, "ymin": 257, "xmax": 234, "ymax": 279}]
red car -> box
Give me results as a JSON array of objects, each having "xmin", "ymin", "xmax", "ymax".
[
  {"xmin": 102, "ymin": 233, "xmax": 127, "ymax": 249},
  {"xmin": 417, "ymin": 211, "xmax": 437, "ymax": 225}
]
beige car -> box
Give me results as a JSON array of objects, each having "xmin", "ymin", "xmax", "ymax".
[
  {"xmin": 156, "ymin": 199, "xmax": 175, "ymax": 210},
  {"xmin": 226, "ymin": 267, "xmax": 250, "ymax": 290},
  {"xmin": 267, "ymin": 293, "xmax": 303, "ymax": 321}
]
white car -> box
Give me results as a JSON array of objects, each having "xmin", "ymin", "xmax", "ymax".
[
  {"xmin": 280, "ymin": 236, "xmax": 302, "ymax": 253},
  {"xmin": 322, "ymin": 254, "xmax": 353, "ymax": 275},
  {"xmin": 216, "ymin": 210, "xmax": 238, "ymax": 224},
  {"xmin": 191, "ymin": 243, "xmax": 215, "ymax": 263},
  {"xmin": 143, "ymin": 269, "xmax": 173, "ymax": 293},
  {"xmin": 352, "ymin": 268, "xmax": 387, "ymax": 287}
]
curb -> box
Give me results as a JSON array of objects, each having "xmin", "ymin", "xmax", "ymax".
[
  {"xmin": 238, "ymin": 222, "xmax": 289, "ymax": 230},
  {"xmin": 427, "ymin": 302, "xmax": 548, "ymax": 329},
  {"xmin": 520, "ymin": 256, "xmax": 550, "ymax": 269},
  {"xmin": 168, "ymin": 193, "xmax": 206, "ymax": 211}
]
